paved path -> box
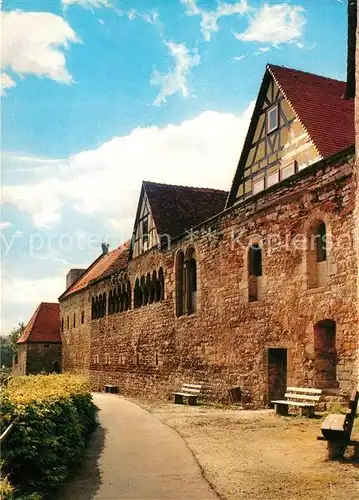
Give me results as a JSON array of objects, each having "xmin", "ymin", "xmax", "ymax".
[{"xmin": 60, "ymin": 393, "xmax": 217, "ymax": 500}]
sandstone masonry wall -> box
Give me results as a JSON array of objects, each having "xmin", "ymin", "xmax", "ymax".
[{"xmin": 61, "ymin": 153, "xmax": 358, "ymax": 407}]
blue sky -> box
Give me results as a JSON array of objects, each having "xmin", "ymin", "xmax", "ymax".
[{"xmin": 1, "ymin": 0, "xmax": 349, "ymax": 333}]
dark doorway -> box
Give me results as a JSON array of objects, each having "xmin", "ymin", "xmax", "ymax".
[
  {"xmin": 268, "ymin": 348, "xmax": 287, "ymax": 404},
  {"xmin": 314, "ymin": 320, "xmax": 338, "ymax": 389}
]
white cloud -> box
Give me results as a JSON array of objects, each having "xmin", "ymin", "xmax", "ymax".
[
  {"xmin": 2, "ymin": 104, "xmax": 254, "ymax": 230},
  {"xmin": 62, "ymin": 0, "xmax": 110, "ymax": 8},
  {"xmin": 0, "ymin": 222, "xmax": 12, "ymax": 231},
  {"xmin": 0, "ymin": 10, "xmax": 79, "ymax": 88},
  {"xmin": 1, "ymin": 274, "xmax": 65, "ymax": 333},
  {"xmin": 234, "ymin": 3, "xmax": 306, "ymax": 45},
  {"xmin": 233, "ymin": 55, "xmax": 246, "ymax": 61},
  {"xmin": 151, "ymin": 41, "xmax": 200, "ymax": 105},
  {"xmin": 1, "ymin": 72, "xmax": 16, "ymax": 95},
  {"xmin": 181, "ymin": 0, "xmax": 249, "ymax": 41}
]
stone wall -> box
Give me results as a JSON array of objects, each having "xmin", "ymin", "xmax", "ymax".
[
  {"xmin": 26, "ymin": 343, "xmax": 62, "ymax": 374},
  {"xmin": 61, "ymin": 288, "xmax": 91, "ymax": 377},
  {"xmin": 355, "ymin": 8, "xmax": 359, "ymax": 384},
  {"xmin": 12, "ymin": 344, "xmax": 27, "ymax": 376},
  {"xmin": 13, "ymin": 343, "xmax": 61, "ymax": 375},
  {"xmin": 61, "ymin": 152, "xmax": 358, "ymax": 407}
]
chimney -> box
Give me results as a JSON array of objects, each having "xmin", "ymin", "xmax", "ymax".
[
  {"xmin": 101, "ymin": 242, "xmax": 109, "ymax": 255},
  {"xmin": 344, "ymin": 0, "xmax": 357, "ymax": 99},
  {"xmin": 66, "ymin": 269, "xmax": 86, "ymax": 289}
]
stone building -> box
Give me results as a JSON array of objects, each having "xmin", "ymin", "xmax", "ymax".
[
  {"xmin": 13, "ymin": 302, "xmax": 61, "ymax": 376},
  {"xmin": 59, "ymin": 59, "xmax": 358, "ymax": 406}
]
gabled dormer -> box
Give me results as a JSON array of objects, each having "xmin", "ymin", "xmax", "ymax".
[
  {"xmin": 226, "ymin": 64, "xmax": 354, "ymax": 208},
  {"xmin": 130, "ymin": 181, "xmax": 228, "ymax": 259},
  {"xmin": 130, "ymin": 184, "xmax": 158, "ymax": 259}
]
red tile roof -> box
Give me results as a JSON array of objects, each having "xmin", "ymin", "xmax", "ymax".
[
  {"xmin": 60, "ymin": 241, "xmax": 130, "ymax": 299},
  {"xmin": 144, "ymin": 181, "xmax": 228, "ymax": 239},
  {"xmin": 17, "ymin": 302, "xmax": 61, "ymax": 344},
  {"xmin": 268, "ymin": 65, "xmax": 355, "ymax": 159}
]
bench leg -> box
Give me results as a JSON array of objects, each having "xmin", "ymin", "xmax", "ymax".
[
  {"xmin": 187, "ymin": 396, "xmax": 197, "ymax": 406},
  {"xmin": 174, "ymin": 394, "xmax": 184, "ymax": 405},
  {"xmin": 275, "ymin": 404, "xmax": 288, "ymax": 416},
  {"xmin": 300, "ymin": 407, "xmax": 314, "ymax": 418},
  {"xmin": 327, "ymin": 441, "xmax": 347, "ymax": 460}
]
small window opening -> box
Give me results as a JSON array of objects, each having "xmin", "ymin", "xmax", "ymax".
[
  {"xmin": 315, "ymin": 222, "xmax": 327, "ymax": 262},
  {"xmin": 248, "ymin": 244, "xmax": 262, "ymax": 302},
  {"xmin": 142, "ymin": 218, "xmax": 149, "ymax": 245},
  {"xmin": 267, "ymin": 105, "xmax": 278, "ymax": 134}
]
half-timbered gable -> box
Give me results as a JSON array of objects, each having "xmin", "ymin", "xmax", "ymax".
[
  {"xmin": 227, "ymin": 64, "xmax": 354, "ymax": 207},
  {"xmin": 130, "ymin": 181, "xmax": 228, "ymax": 259},
  {"xmin": 131, "ymin": 186, "xmax": 158, "ymax": 258}
]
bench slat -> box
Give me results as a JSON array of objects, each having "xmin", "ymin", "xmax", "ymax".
[
  {"xmin": 272, "ymin": 400, "xmax": 315, "ymax": 407},
  {"xmin": 284, "ymin": 393, "xmax": 321, "ymax": 402},
  {"xmin": 173, "ymin": 392, "xmax": 199, "ymax": 397},
  {"xmin": 174, "ymin": 390, "xmax": 200, "ymax": 395},
  {"xmin": 286, "ymin": 387, "xmax": 322, "ymax": 395},
  {"xmin": 182, "ymin": 384, "xmax": 202, "ymax": 390}
]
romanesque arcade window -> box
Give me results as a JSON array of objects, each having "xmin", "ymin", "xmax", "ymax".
[
  {"xmin": 248, "ymin": 244, "xmax": 262, "ymax": 302},
  {"xmin": 187, "ymin": 250, "xmax": 197, "ymax": 314},
  {"xmin": 133, "ymin": 268, "xmax": 165, "ymax": 309},
  {"xmin": 176, "ymin": 248, "xmax": 197, "ymax": 316},
  {"xmin": 176, "ymin": 251, "xmax": 185, "ymax": 317}
]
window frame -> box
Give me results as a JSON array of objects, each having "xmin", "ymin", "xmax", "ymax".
[{"xmin": 267, "ymin": 104, "xmax": 279, "ymax": 134}]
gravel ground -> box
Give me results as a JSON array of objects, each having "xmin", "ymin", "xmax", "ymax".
[{"xmin": 136, "ymin": 400, "xmax": 359, "ymax": 500}]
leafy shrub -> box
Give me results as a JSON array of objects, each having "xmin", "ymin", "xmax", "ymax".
[{"xmin": 0, "ymin": 374, "xmax": 96, "ymax": 499}]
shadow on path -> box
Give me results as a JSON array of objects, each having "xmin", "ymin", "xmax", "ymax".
[{"xmin": 57, "ymin": 421, "xmax": 106, "ymax": 500}]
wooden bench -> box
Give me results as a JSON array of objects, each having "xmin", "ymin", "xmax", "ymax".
[
  {"xmin": 272, "ymin": 387, "xmax": 322, "ymax": 417},
  {"xmin": 173, "ymin": 383, "xmax": 202, "ymax": 406},
  {"xmin": 104, "ymin": 384, "xmax": 119, "ymax": 394},
  {"xmin": 318, "ymin": 388, "xmax": 359, "ymax": 459}
]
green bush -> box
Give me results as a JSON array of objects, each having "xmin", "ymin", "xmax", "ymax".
[{"xmin": 0, "ymin": 374, "xmax": 96, "ymax": 499}]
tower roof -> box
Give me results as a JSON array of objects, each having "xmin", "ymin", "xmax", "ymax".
[{"xmin": 17, "ymin": 302, "xmax": 61, "ymax": 344}]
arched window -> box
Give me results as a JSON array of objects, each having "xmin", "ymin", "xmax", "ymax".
[
  {"xmin": 134, "ymin": 278, "xmax": 142, "ymax": 308},
  {"xmin": 314, "ymin": 221, "xmax": 327, "ymax": 263},
  {"xmin": 119, "ymin": 285, "xmax": 124, "ymax": 312},
  {"xmin": 94, "ymin": 297, "xmax": 99, "ymax": 319},
  {"xmin": 108, "ymin": 290, "xmax": 113, "ymax": 315},
  {"xmin": 102, "ymin": 293, "xmax": 107, "ymax": 317},
  {"xmin": 141, "ymin": 276, "xmax": 148, "ymax": 305},
  {"xmin": 147, "ymin": 273, "xmax": 154, "ymax": 304},
  {"xmin": 176, "ymin": 251, "xmax": 185, "ymax": 317},
  {"xmin": 153, "ymin": 271, "xmax": 160, "ymax": 302},
  {"xmin": 186, "ymin": 250, "xmax": 197, "ymax": 314},
  {"xmin": 91, "ymin": 298, "xmax": 95, "ymax": 320},
  {"xmin": 121, "ymin": 283, "xmax": 127, "ymax": 311},
  {"xmin": 159, "ymin": 267, "xmax": 165, "ymax": 301},
  {"xmin": 113, "ymin": 287, "xmax": 120, "ymax": 314},
  {"xmin": 248, "ymin": 244, "xmax": 262, "ymax": 302},
  {"xmin": 127, "ymin": 281, "xmax": 132, "ymax": 310}
]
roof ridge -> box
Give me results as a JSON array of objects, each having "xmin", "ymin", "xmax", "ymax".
[
  {"xmin": 267, "ymin": 64, "xmax": 346, "ymax": 85},
  {"xmin": 143, "ymin": 180, "xmax": 228, "ymax": 193}
]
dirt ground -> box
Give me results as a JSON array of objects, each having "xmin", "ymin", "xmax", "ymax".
[{"xmin": 134, "ymin": 400, "xmax": 359, "ymax": 500}]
